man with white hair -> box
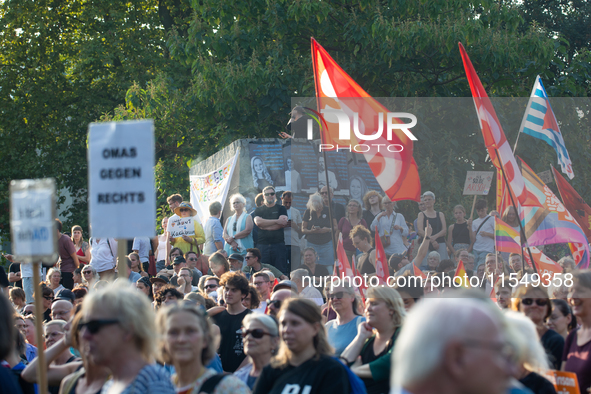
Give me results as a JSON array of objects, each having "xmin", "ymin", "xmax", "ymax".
[
  {"xmin": 391, "ymin": 295, "xmax": 516, "ymax": 394},
  {"xmin": 290, "ymin": 269, "xmax": 323, "ymax": 306}
]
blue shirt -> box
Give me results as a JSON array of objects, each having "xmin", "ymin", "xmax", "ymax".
[
  {"xmin": 325, "ymin": 315, "xmax": 366, "ymax": 356},
  {"xmin": 203, "ymin": 217, "xmax": 224, "ymax": 255}
]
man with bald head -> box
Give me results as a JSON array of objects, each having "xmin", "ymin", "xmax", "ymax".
[
  {"xmin": 266, "ymin": 289, "xmax": 293, "ymax": 317},
  {"xmin": 50, "ymin": 300, "xmax": 73, "ymax": 322},
  {"xmin": 391, "ymin": 293, "xmax": 516, "ymax": 394}
]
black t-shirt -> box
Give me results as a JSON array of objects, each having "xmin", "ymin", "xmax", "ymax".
[
  {"xmin": 0, "ymin": 266, "xmax": 9, "ymax": 288},
  {"xmin": 360, "ymin": 332, "xmax": 397, "ymax": 394},
  {"xmin": 253, "ymin": 204, "xmax": 288, "ymax": 245},
  {"xmin": 212, "ymin": 308, "xmax": 251, "ymax": 372},
  {"xmin": 9, "ymin": 263, "xmax": 22, "ymax": 288},
  {"xmin": 253, "ymin": 355, "xmax": 350, "ymax": 394},
  {"xmin": 541, "ymin": 328, "xmax": 565, "ymax": 370},
  {"xmin": 519, "ymin": 372, "xmax": 557, "ymax": 394},
  {"xmin": 303, "ymin": 206, "xmax": 333, "ymax": 245}
]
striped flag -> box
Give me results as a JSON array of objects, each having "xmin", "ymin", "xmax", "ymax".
[
  {"xmin": 495, "ymin": 217, "xmax": 521, "ymax": 254},
  {"xmin": 311, "ymin": 38, "xmax": 421, "ymax": 202},
  {"xmin": 519, "ymin": 76, "xmax": 574, "ymax": 179},
  {"xmin": 454, "ymin": 260, "xmax": 471, "ymax": 288},
  {"xmin": 458, "ymin": 43, "xmax": 541, "ymax": 208},
  {"xmin": 569, "ymin": 243, "xmax": 589, "ymax": 268},
  {"xmin": 519, "ymin": 158, "xmax": 589, "ymax": 268}
]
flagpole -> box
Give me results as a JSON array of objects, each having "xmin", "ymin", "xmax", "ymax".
[
  {"xmin": 494, "ymin": 148, "xmax": 538, "ymax": 275},
  {"xmin": 311, "ymin": 38, "xmax": 338, "ymax": 263}
]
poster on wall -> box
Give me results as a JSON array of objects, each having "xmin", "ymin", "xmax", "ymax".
[
  {"xmin": 249, "ymin": 142, "xmax": 286, "ymax": 192},
  {"xmin": 348, "ymin": 156, "xmax": 384, "ymax": 206},
  {"xmin": 190, "ymin": 150, "xmax": 239, "ymax": 221},
  {"xmin": 284, "ymin": 142, "xmax": 318, "ymax": 194},
  {"xmin": 323, "ymin": 150, "xmax": 349, "ymax": 195}
]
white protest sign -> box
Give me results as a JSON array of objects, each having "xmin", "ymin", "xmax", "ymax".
[
  {"xmin": 88, "ymin": 120, "xmax": 155, "ymax": 238},
  {"xmin": 168, "ymin": 216, "xmax": 196, "ymax": 238},
  {"xmin": 190, "ymin": 149, "xmax": 239, "ymax": 220},
  {"xmin": 10, "ymin": 178, "xmax": 58, "ymax": 263},
  {"xmin": 462, "ymin": 171, "xmax": 494, "ymax": 195}
]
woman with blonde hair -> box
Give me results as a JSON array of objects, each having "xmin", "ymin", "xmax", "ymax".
[
  {"xmin": 71, "ymin": 225, "xmax": 90, "ymax": 265},
  {"xmin": 325, "ymin": 283, "xmax": 365, "ymax": 356},
  {"xmin": 46, "ymin": 267, "xmax": 65, "ymax": 295},
  {"xmin": 504, "ymin": 311, "xmax": 556, "ymax": 394},
  {"xmin": 223, "ymin": 193, "xmax": 254, "ymax": 257},
  {"xmin": 302, "ymin": 193, "xmax": 337, "ymax": 266},
  {"xmin": 512, "ymin": 284, "xmax": 564, "ymax": 370},
  {"xmin": 81, "ymin": 265, "xmax": 99, "ymax": 289},
  {"xmin": 81, "ymin": 282, "xmax": 175, "ymax": 393},
  {"xmin": 253, "ymin": 298, "xmax": 351, "ymax": 394},
  {"xmin": 341, "ymin": 286, "xmax": 405, "ymax": 394},
  {"xmin": 157, "ymin": 301, "xmax": 249, "ymax": 393},
  {"xmin": 251, "ymin": 156, "xmax": 274, "ymax": 191}
]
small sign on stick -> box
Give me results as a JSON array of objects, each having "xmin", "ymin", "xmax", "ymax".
[
  {"xmin": 463, "ymin": 171, "xmax": 494, "ymax": 195},
  {"xmin": 10, "ymin": 178, "xmax": 58, "ymax": 263}
]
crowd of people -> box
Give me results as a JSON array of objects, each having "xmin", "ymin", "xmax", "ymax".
[{"xmin": 1, "ymin": 187, "xmax": 590, "ymax": 394}]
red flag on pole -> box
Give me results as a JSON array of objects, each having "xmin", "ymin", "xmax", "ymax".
[
  {"xmin": 413, "ymin": 264, "xmax": 427, "ymax": 280},
  {"xmin": 336, "ymin": 234, "xmax": 354, "ymax": 279},
  {"xmin": 351, "ymin": 255, "xmax": 367, "ymax": 304},
  {"xmin": 523, "ymin": 246, "xmax": 562, "ymax": 285},
  {"xmin": 311, "ymin": 38, "xmax": 421, "ymax": 202},
  {"xmin": 458, "ymin": 43, "xmax": 541, "ymax": 208},
  {"xmin": 374, "ymin": 230, "xmax": 390, "ymax": 285},
  {"xmin": 552, "ymin": 167, "xmax": 591, "ymax": 240}
]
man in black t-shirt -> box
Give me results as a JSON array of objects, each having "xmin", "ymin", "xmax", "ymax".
[
  {"xmin": 252, "ymin": 186, "xmax": 289, "ymax": 274},
  {"xmin": 212, "ymin": 272, "xmax": 251, "ymax": 372},
  {"xmin": 320, "ymin": 186, "xmax": 345, "ymax": 224}
]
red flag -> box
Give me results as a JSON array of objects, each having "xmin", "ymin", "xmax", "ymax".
[
  {"xmin": 569, "ymin": 242, "xmax": 589, "ymax": 267},
  {"xmin": 413, "ymin": 264, "xmax": 427, "ymax": 280},
  {"xmin": 553, "ymin": 167, "xmax": 591, "ymax": 240},
  {"xmin": 351, "ymin": 255, "xmax": 367, "ymax": 303},
  {"xmin": 459, "ymin": 43, "xmax": 541, "ymax": 208},
  {"xmin": 374, "ymin": 230, "xmax": 390, "ymax": 285},
  {"xmin": 454, "ymin": 260, "xmax": 471, "ymax": 288},
  {"xmin": 336, "ymin": 234, "xmax": 354, "ymax": 279},
  {"xmin": 496, "ymin": 169, "xmax": 512, "ymax": 215},
  {"xmin": 311, "ymin": 38, "xmax": 421, "ymax": 202},
  {"xmin": 523, "ymin": 246, "xmax": 562, "ymax": 285}
]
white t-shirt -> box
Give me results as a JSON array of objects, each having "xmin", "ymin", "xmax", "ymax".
[
  {"xmin": 472, "ymin": 216, "xmax": 495, "ymax": 252},
  {"xmin": 300, "ymin": 286, "xmax": 324, "ymax": 306},
  {"xmin": 89, "ymin": 238, "xmax": 117, "ymax": 272},
  {"xmin": 284, "ymin": 207, "xmax": 302, "ymax": 247}
]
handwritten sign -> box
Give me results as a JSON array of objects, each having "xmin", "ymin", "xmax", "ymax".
[
  {"xmin": 88, "ymin": 120, "xmax": 156, "ymax": 238},
  {"xmin": 190, "ymin": 150, "xmax": 239, "ymax": 220},
  {"xmin": 168, "ymin": 216, "xmax": 196, "ymax": 238},
  {"xmin": 463, "ymin": 171, "xmax": 494, "ymax": 195},
  {"xmin": 543, "ymin": 371, "xmax": 580, "ymax": 394},
  {"xmin": 537, "ymin": 170, "xmax": 553, "ymax": 184},
  {"xmin": 10, "ymin": 178, "xmax": 58, "ymax": 263}
]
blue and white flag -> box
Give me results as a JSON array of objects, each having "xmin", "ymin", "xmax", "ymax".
[{"xmin": 518, "ymin": 75, "xmax": 574, "ymax": 179}]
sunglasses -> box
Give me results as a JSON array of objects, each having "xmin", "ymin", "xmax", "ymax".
[
  {"xmin": 83, "ymin": 271, "xmax": 92, "ymax": 274},
  {"xmin": 267, "ymin": 300, "xmax": 282, "ymax": 309},
  {"xmin": 521, "ymin": 298, "xmax": 548, "ymax": 307},
  {"xmin": 43, "ymin": 296, "xmax": 54, "ymax": 301},
  {"xmin": 241, "ymin": 328, "xmax": 274, "ymax": 339},
  {"xmin": 320, "ymin": 192, "xmax": 328, "ymax": 195},
  {"xmin": 187, "ymin": 258, "xmax": 197, "ymax": 261},
  {"xmin": 179, "ymin": 208, "xmax": 190, "ymax": 212},
  {"xmin": 328, "ymin": 291, "xmax": 345, "ymax": 300},
  {"xmin": 205, "ymin": 284, "xmax": 218, "ymax": 290},
  {"xmin": 78, "ymin": 319, "xmax": 119, "ymax": 334},
  {"xmin": 244, "ymin": 256, "xmax": 254, "ymax": 260},
  {"xmin": 264, "ymin": 192, "xmax": 275, "ymax": 196}
]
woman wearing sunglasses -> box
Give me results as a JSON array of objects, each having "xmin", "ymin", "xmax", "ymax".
[
  {"xmin": 157, "ymin": 302, "xmax": 249, "ymax": 394},
  {"xmin": 512, "ymin": 284, "xmax": 564, "ymax": 370},
  {"xmin": 341, "ymin": 286, "xmax": 405, "ymax": 394},
  {"xmin": 253, "ymin": 298, "xmax": 350, "ymax": 394},
  {"xmin": 169, "ymin": 202, "xmax": 205, "ymax": 257},
  {"xmin": 81, "ymin": 266, "xmax": 99, "ymax": 290},
  {"xmin": 223, "ymin": 193, "xmax": 254, "ymax": 258},
  {"xmin": 325, "ymin": 285, "xmax": 365, "ymax": 357},
  {"xmin": 35, "ymin": 284, "xmax": 55, "ymax": 322},
  {"xmin": 81, "ymin": 282, "xmax": 176, "ymax": 394},
  {"xmin": 235, "ymin": 314, "xmax": 279, "ymax": 389}
]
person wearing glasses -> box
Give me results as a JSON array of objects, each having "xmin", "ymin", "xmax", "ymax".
[
  {"xmin": 253, "ymin": 298, "xmax": 351, "ymax": 394},
  {"xmin": 252, "ymin": 272, "xmax": 272, "ymax": 313},
  {"xmin": 235, "ymin": 314, "xmax": 280, "ymax": 389},
  {"xmin": 81, "ymin": 265, "xmax": 99, "ymax": 289},
  {"xmin": 35, "ymin": 284, "xmax": 55, "ymax": 322},
  {"xmin": 157, "ymin": 302, "xmax": 249, "ymax": 394},
  {"xmin": 168, "ymin": 202, "xmax": 205, "ymax": 258},
  {"xmin": 392, "ymin": 294, "xmax": 516, "ymax": 394},
  {"xmin": 199, "ymin": 275, "xmax": 220, "ymax": 295},
  {"xmin": 252, "ymin": 186, "xmax": 289, "ymax": 275},
  {"xmin": 176, "ymin": 268, "xmax": 198, "ymax": 295},
  {"xmin": 512, "ymin": 284, "xmax": 564, "ymax": 370},
  {"xmin": 242, "ymin": 248, "xmax": 287, "ymax": 281},
  {"xmin": 266, "ymin": 289, "xmax": 292, "ymax": 318},
  {"xmin": 325, "ymin": 284, "xmax": 365, "ymax": 357},
  {"xmin": 185, "ymin": 251, "xmax": 206, "ymax": 283},
  {"xmin": 46, "ymin": 267, "xmax": 66, "ymax": 296},
  {"xmin": 341, "ymin": 287, "xmax": 405, "ymax": 394},
  {"xmin": 80, "ymin": 282, "xmax": 176, "ymax": 394},
  {"xmin": 50, "ymin": 300, "xmax": 73, "ymax": 322}
]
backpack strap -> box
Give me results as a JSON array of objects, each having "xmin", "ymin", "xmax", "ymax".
[{"xmin": 199, "ymin": 373, "xmax": 230, "ymax": 394}]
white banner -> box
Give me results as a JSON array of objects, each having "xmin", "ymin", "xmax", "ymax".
[{"xmin": 190, "ymin": 149, "xmax": 239, "ymax": 221}]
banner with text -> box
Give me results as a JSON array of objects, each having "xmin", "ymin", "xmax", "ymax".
[{"xmin": 190, "ymin": 149, "xmax": 239, "ymax": 221}]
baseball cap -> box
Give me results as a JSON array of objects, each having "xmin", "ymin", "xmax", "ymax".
[
  {"xmin": 173, "ymin": 256, "xmax": 186, "ymax": 265},
  {"xmin": 150, "ymin": 274, "xmax": 170, "ymax": 285},
  {"xmin": 55, "ymin": 289, "xmax": 75, "ymax": 303},
  {"xmin": 228, "ymin": 253, "xmax": 244, "ymax": 263}
]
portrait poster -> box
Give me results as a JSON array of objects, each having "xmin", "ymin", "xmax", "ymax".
[{"xmin": 249, "ymin": 142, "xmax": 285, "ymax": 192}]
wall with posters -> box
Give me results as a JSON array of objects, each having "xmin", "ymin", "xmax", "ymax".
[{"xmin": 189, "ymin": 138, "xmax": 389, "ymax": 223}]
